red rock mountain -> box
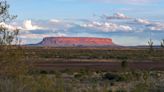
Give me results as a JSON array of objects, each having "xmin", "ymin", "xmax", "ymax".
[{"xmin": 36, "ymin": 37, "xmax": 116, "ymax": 47}]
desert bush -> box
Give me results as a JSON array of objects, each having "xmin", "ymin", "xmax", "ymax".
[
  {"xmin": 102, "ymin": 73, "xmax": 125, "ymax": 82},
  {"xmin": 148, "ymin": 39, "xmax": 154, "ymax": 52},
  {"xmin": 39, "ymin": 70, "xmax": 48, "ymax": 74},
  {"xmin": 121, "ymin": 60, "xmax": 128, "ymax": 69},
  {"xmin": 74, "ymin": 73, "xmax": 83, "ymax": 79},
  {"xmin": 161, "ymin": 39, "xmax": 164, "ymax": 48}
]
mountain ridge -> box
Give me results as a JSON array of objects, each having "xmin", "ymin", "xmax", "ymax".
[{"xmin": 31, "ymin": 37, "xmax": 117, "ymax": 47}]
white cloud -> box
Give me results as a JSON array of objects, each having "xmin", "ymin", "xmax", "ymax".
[
  {"xmin": 148, "ymin": 23, "xmax": 164, "ymax": 31},
  {"xmin": 8, "ymin": 12, "xmax": 164, "ymax": 45},
  {"xmin": 105, "ymin": 12, "xmax": 130, "ymax": 19},
  {"xmin": 49, "ymin": 19, "xmax": 61, "ymax": 23},
  {"xmin": 19, "ymin": 32, "xmax": 67, "ymax": 39},
  {"xmin": 133, "ymin": 18, "xmax": 164, "ymax": 31},
  {"xmin": 48, "ymin": 19, "xmax": 74, "ymax": 30},
  {"xmin": 82, "ymin": 21, "xmax": 132, "ymax": 32},
  {"xmin": 0, "ymin": 22, "xmax": 17, "ymax": 31},
  {"xmin": 119, "ymin": 25, "xmax": 132, "ymax": 31},
  {"xmin": 134, "ymin": 18, "xmax": 151, "ymax": 25},
  {"xmin": 23, "ymin": 20, "xmax": 44, "ymax": 30}
]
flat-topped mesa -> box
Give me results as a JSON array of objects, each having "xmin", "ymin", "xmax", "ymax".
[{"xmin": 37, "ymin": 37, "xmax": 116, "ymax": 47}]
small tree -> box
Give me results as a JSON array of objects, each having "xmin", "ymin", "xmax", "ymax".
[
  {"xmin": 161, "ymin": 39, "xmax": 164, "ymax": 48},
  {"xmin": 148, "ymin": 39, "xmax": 153, "ymax": 52},
  {"xmin": 0, "ymin": 0, "xmax": 18, "ymax": 45},
  {"xmin": 0, "ymin": 0, "xmax": 28, "ymax": 77}
]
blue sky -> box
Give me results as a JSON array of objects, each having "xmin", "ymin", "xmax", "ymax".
[
  {"xmin": 5, "ymin": 0, "xmax": 164, "ymax": 46},
  {"xmin": 8, "ymin": 0, "xmax": 164, "ymax": 20}
]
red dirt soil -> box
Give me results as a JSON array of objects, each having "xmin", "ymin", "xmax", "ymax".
[{"xmin": 34, "ymin": 61, "xmax": 164, "ymax": 71}]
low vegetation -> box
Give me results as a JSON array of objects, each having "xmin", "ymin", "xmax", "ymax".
[
  {"xmin": 22, "ymin": 47, "xmax": 164, "ymax": 61},
  {"xmin": 0, "ymin": 46, "xmax": 164, "ymax": 92},
  {"xmin": 0, "ymin": 1, "xmax": 164, "ymax": 92},
  {"xmin": 0, "ymin": 70, "xmax": 164, "ymax": 92}
]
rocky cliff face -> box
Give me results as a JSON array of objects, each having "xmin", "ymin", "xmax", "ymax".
[{"xmin": 36, "ymin": 37, "xmax": 116, "ymax": 47}]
